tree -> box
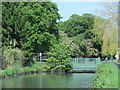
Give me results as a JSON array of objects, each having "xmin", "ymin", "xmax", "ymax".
[
  {"xmin": 94, "ymin": 2, "xmax": 118, "ymax": 56},
  {"xmin": 2, "ymin": 2, "xmax": 60, "ymax": 61},
  {"xmin": 46, "ymin": 43, "xmax": 71, "ymax": 72},
  {"xmin": 92, "ymin": 16, "xmax": 106, "ymax": 56},
  {"xmin": 70, "ymin": 35, "xmax": 99, "ymax": 58},
  {"xmin": 59, "ymin": 13, "xmax": 100, "ymax": 58},
  {"xmin": 99, "ymin": 2, "xmax": 118, "ymax": 23},
  {"xmin": 60, "ymin": 13, "xmax": 94, "ymax": 37},
  {"xmin": 101, "ymin": 18, "xmax": 118, "ymax": 55}
]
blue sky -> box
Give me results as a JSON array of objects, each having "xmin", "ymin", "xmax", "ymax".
[{"xmin": 53, "ymin": 2, "xmax": 102, "ymax": 21}]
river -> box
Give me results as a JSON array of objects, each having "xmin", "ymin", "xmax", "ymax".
[{"xmin": 1, "ymin": 73, "xmax": 96, "ymax": 88}]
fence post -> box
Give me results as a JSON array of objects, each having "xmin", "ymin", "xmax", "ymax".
[
  {"xmin": 40, "ymin": 53, "xmax": 42, "ymax": 62},
  {"xmin": 98, "ymin": 57, "xmax": 101, "ymax": 64}
]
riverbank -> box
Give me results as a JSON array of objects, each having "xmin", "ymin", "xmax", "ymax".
[
  {"xmin": 93, "ymin": 62, "xmax": 118, "ymax": 88},
  {"xmin": 0, "ymin": 61, "xmax": 72, "ymax": 80},
  {"xmin": 0, "ymin": 63, "xmax": 53, "ymax": 79}
]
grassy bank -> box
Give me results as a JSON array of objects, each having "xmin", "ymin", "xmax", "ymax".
[
  {"xmin": 0, "ymin": 63, "xmax": 53, "ymax": 79},
  {"xmin": 0, "ymin": 61, "xmax": 71, "ymax": 79},
  {"xmin": 93, "ymin": 62, "xmax": 118, "ymax": 88}
]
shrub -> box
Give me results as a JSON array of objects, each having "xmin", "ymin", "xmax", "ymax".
[
  {"xmin": 3, "ymin": 48, "xmax": 25, "ymax": 69},
  {"xmin": 46, "ymin": 44, "xmax": 71, "ymax": 72}
]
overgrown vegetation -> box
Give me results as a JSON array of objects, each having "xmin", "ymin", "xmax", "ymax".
[
  {"xmin": 3, "ymin": 48, "xmax": 25, "ymax": 69},
  {"xmin": 93, "ymin": 63, "xmax": 118, "ymax": 88}
]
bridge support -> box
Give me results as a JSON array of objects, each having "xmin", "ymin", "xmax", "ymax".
[{"xmin": 69, "ymin": 70, "xmax": 96, "ymax": 73}]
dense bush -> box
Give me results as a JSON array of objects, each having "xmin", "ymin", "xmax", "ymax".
[{"xmin": 3, "ymin": 48, "xmax": 25, "ymax": 69}]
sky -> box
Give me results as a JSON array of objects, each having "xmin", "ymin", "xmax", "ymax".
[{"xmin": 53, "ymin": 2, "xmax": 102, "ymax": 21}]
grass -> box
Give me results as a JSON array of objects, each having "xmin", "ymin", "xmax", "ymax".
[
  {"xmin": 93, "ymin": 62, "xmax": 118, "ymax": 88},
  {"xmin": 0, "ymin": 62, "xmax": 52, "ymax": 77},
  {"xmin": 0, "ymin": 61, "xmax": 69, "ymax": 78}
]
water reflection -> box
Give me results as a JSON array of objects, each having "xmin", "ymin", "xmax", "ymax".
[{"xmin": 2, "ymin": 73, "xmax": 96, "ymax": 88}]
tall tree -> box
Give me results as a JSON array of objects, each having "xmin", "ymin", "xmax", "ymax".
[
  {"xmin": 101, "ymin": 18, "xmax": 118, "ymax": 55},
  {"xmin": 2, "ymin": 2, "xmax": 60, "ymax": 60},
  {"xmin": 60, "ymin": 13, "xmax": 94, "ymax": 37},
  {"xmin": 94, "ymin": 2, "xmax": 118, "ymax": 56}
]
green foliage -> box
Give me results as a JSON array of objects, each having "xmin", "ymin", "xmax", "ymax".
[
  {"xmin": 94, "ymin": 3, "xmax": 118, "ymax": 56},
  {"xmin": 1, "ymin": 64, "xmax": 20, "ymax": 75},
  {"xmin": 101, "ymin": 19, "xmax": 118, "ymax": 55},
  {"xmin": 2, "ymin": 2, "xmax": 60, "ymax": 60},
  {"xmin": 58, "ymin": 30, "xmax": 72, "ymax": 48},
  {"xmin": 93, "ymin": 63, "xmax": 118, "ymax": 88},
  {"xmin": 3, "ymin": 48, "xmax": 25, "ymax": 69},
  {"xmin": 60, "ymin": 13, "xmax": 94, "ymax": 37},
  {"xmin": 59, "ymin": 13, "xmax": 118, "ymax": 57},
  {"xmin": 93, "ymin": 16, "xmax": 118, "ymax": 56},
  {"xmin": 59, "ymin": 13, "xmax": 101, "ymax": 58},
  {"xmin": 69, "ymin": 36, "xmax": 99, "ymax": 57},
  {"xmin": 46, "ymin": 44, "xmax": 71, "ymax": 71},
  {"xmin": 0, "ymin": 63, "xmax": 47, "ymax": 76},
  {"xmin": 59, "ymin": 30, "xmax": 100, "ymax": 57}
]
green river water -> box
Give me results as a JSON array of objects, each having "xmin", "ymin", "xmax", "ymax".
[{"xmin": 1, "ymin": 73, "xmax": 96, "ymax": 88}]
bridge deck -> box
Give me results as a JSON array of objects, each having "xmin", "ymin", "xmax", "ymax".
[{"xmin": 70, "ymin": 58, "xmax": 101, "ymax": 72}]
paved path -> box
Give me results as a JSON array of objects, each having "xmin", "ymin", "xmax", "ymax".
[{"xmin": 113, "ymin": 62, "xmax": 120, "ymax": 70}]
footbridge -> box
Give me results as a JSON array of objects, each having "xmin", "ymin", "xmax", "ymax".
[
  {"xmin": 32, "ymin": 53, "xmax": 101, "ymax": 73},
  {"xmin": 69, "ymin": 58, "xmax": 101, "ymax": 73}
]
